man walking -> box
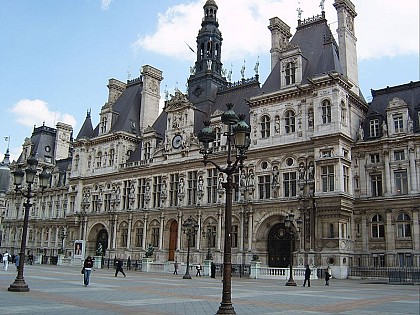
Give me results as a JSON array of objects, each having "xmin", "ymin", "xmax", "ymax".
[
  {"xmin": 303, "ymin": 264, "xmax": 311, "ymax": 287},
  {"xmin": 3, "ymin": 251, "xmax": 10, "ymax": 271},
  {"xmin": 173, "ymin": 260, "xmax": 178, "ymax": 275},
  {"xmin": 115, "ymin": 258, "xmax": 126, "ymax": 277}
]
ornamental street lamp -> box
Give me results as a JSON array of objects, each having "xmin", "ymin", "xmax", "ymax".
[
  {"xmin": 198, "ymin": 103, "xmax": 251, "ymax": 315},
  {"xmin": 284, "ymin": 212, "xmax": 303, "ymax": 287},
  {"xmin": 203, "ymin": 222, "xmax": 216, "ymax": 260},
  {"xmin": 182, "ymin": 216, "xmax": 199, "ymax": 279},
  {"xmin": 9, "ymin": 156, "xmax": 50, "ymax": 292}
]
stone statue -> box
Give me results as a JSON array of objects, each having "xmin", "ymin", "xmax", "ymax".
[
  {"xmin": 96, "ymin": 243, "xmax": 103, "ymax": 256},
  {"xmin": 145, "ymin": 244, "xmax": 154, "ymax": 258}
]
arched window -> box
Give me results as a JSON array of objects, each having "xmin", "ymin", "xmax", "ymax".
[
  {"xmin": 321, "ymin": 99, "xmax": 332, "ymax": 124},
  {"xmin": 260, "ymin": 115, "xmax": 270, "ymax": 138},
  {"xmin": 284, "ymin": 110, "xmax": 295, "ymax": 133},
  {"xmin": 371, "ymin": 214, "xmax": 385, "ymax": 238},
  {"xmin": 396, "ymin": 212, "xmax": 411, "ymax": 237}
]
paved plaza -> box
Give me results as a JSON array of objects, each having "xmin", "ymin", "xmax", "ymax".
[{"xmin": 0, "ymin": 264, "xmax": 419, "ymax": 315}]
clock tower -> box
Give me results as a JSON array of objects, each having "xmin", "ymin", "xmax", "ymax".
[{"xmin": 187, "ymin": 0, "xmax": 227, "ymax": 106}]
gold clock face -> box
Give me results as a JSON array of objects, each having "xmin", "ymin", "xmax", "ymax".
[{"xmin": 172, "ymin": 135, "xmax": 183, "ymax": 149}]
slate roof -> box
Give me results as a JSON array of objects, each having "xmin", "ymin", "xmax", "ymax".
[
  {"xmin": 0, "ymin": 149, "xmax": 10, "ymax": 193},
  {"xmin": 18, "ymin": 125, "xmax": 56, "ymax": 163},
  {"xmin": 76, "ymin": 111, "xmax": 94, "ymax": 140},
  {"xmin": 261, "ymin": 15, "xmax": 342, "ymax": 95}
]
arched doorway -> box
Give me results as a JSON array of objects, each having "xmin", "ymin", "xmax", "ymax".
[
  {"xmin": 267, "ymin": 223, "xmax": 292, "ymax": 267},
  {"xmin": 96, "ymin": 229, "xmax": 108, "ymax": 257},
  {"xmin": 168, "ymin": 221, "xmax": 178, "ymax": 261}
]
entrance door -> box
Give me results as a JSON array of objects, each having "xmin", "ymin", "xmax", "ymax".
[
  {"xmin": 168, "ymin": 221, "xmax": 178, "ymax": 261},
  {"xmin": 96, "ymin": 229, "xmax": 108, "ymax": 256},
  {"xmin": 267, "ymin": 223, "xmax": 291, "ymax": 267}
]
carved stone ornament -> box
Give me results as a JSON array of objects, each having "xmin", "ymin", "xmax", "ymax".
[{"xmin": 166, "ymin": 90, "xmax": 191, "ymax": 111}]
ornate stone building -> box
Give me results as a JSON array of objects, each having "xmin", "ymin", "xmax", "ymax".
[{"xmin": 1, "ymin": 0, "xmax": 419, "ymax": 278}]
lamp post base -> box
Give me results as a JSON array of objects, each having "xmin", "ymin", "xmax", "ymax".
[
  {"xmin": 216, "ymin": 304, "xmax": 236, "ymax": 314},
  {"xmin": 8, "ymin": 279, "xmax": 30, "ymax": 292},
  {"xmin": 183, "ymin": 274, "xmax": 192, "ymax": 279},
  {"xmin": 285, "ymin": 278, "xmax": 297, "ymax": 286}
]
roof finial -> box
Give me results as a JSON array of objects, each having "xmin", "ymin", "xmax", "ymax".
[
  {"xmin": 254, "ymin": 56, "xmax": 260, "ymax": 76},
  {"xmin": 4, "ymin": 136, "xmax": 10, "ymax": 150},
  {"xmin": 320, "ymin": 0, "xmax": 325, "ymax": 12},
  {"xmin": 297, "ymin": 1, "xmax": 303, "ymax": 20},
  {"xmin": 241, "ymin": 59, "xmax": 246, "ymax": 80}
]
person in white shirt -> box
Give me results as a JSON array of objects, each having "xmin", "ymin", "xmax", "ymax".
[{"xmin": 3, "ymin": 251, "xmax": 10, "ymax": 271}]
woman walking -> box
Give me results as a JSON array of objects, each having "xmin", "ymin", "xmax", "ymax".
[{"xmin": 83, "ymin": 256, "xmax": 93, "ymax": 286}]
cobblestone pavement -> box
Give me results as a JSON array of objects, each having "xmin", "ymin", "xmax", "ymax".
[{"xmin": 0, "ymin": 265, "xmax": 419, "ymax": 315}]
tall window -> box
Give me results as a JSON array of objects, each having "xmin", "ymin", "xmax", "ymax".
[
  {"xmin": 321, "ymin": 165, "xmax": 334, "ymax": 192},
  {"xmin": 144, "ymin": 142, "xmax": 151, "ymax": 160},
  {"xmin": 109, "ymin": 149, "xmax": 115, "ymax": 166},
  {"xmin": 135, "ymin": 227, "xmax": 143, "ymax": 247},
  {"xmin": 370, "ymin": 174, "xmax": 383, "ymax": 197},
  {"xmin": 343, "ymin": 166, "xmax": 350, "ymax": 192},
  {"xmin": 207, "ymin": 169, "xmax": 218, "ymax": 203},
  {"xmin": 104, "ymin": 193, "xmax": 111, "ymax": 211},
  {"xmin": 398, "ymin": 253, "xmax": 413, "ymax": 267},
  {"xmin": 373, "ymin": 254, "xmax": 385, "ymax": 267},
  {"xmin": 394, "ymin": 150, "xmax": 405, "ymax": 161},
  {"xmin": 370, "ymin": 153, "xmax": 380, "ymax": 164},
  {"xmin": 137, "ymin": 178, "xmax": 148, "ymax": 209},
  {"xmin": 258, "ymin": 175, "xmax": 271, "ymax": 199},
  {"xmin": 92, "ymin": 195, "xmax": 100, "ymax": 212},
  {"xmin": 393, "ymin": 114, "xmax": 404, "ymax": 133},
  {"xmin": 214, "ymin": 127, "xmax": 222, "ymax": 148},
  {"xmin": 284, "ymin": 110, "xmax": 295, "ymax": 134},
  {"xmin": 231, "ymin": 225, "xmax": 238, "ymax": 248},
  {"xmin": 285, "ymin": 62, "xmax": 296, "ymax": 85},
  {"xmin": 321, "ymin": 100, "xmax": 332, "ymax": 124},
  {"xmin": 101, "ymin": 117, "xmax": 107, "ymax": 133},
  {"xmin": 121, "ymin": 227, "xmax": 128, "ymax": 247},
  {"xmin": 328, "ymin": 223, "xmax": 334, "ymax": 238},
  {"xmin": 283, "ymin": 172, "xmax": 296, "ymax": 197},
  {"xmin": 151, "ymin": 227, "xmax": 159, "ymax": 247},
  {"xmin": 122, "ymin": 180, "xmax": 130, "ymax": 209},
  {"xmin": 260, "ymin": 115, "xmax": 270, "ymax": 138},
  {"xmin": 187, "ymin": 171, "xmax": 198, "ymax": 205},
  {"xmin": 394, "ymin": 170, "xmax": 408, "ymax": 195},
  {"xmin": 369, "ymin": 119, "xmax": 380, "ymax": 137},
  {"xmin": 396, "ymin": 213, "xmax": 411, "ymax": 237},
  {"xmin": 152, "ymin": 176, "xmax": 162, "ymax": 208},
  {"xmin": 96, "ymin": 152, "xmax": 102, "ymax": 168},
  {"xmin": 169, "ymin": 174, "xmax": 179, "ymax": 207},
  {"xmin": 371, "ymin": 214, "xmax": 385, "ymax": 238}
]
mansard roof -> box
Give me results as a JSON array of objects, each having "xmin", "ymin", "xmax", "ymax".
[
  {"xmin": 367, "ymin": 81, "xmax": 420, "ymax": 130},
  {"xmin": 18, "ymin": 124, "xmax": 56, "ymax": 163},
  {"xmin": 110, "ymin": 80, "xmax": 143, "ymax": 135}
]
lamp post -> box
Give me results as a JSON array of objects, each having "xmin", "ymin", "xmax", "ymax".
[
  {"xmin": 8, "ymin": 156, "xmax": 50, "ymax": 292},
  {"xmin": 203, "ymin": 222, "xmax": 216, "ymax": 260},
  {"xmin": 284, "ymin": 212, "xmax": 303, "ymax": 287},
  {"xmin": 198, "ymin": 103, "xmax": 251, "ymax": 315},
  {"xmin": 182, "ymin": 216, "xmax": 199, "ymax": 279}
]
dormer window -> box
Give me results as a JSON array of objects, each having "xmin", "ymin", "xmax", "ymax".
[
  {"xmin": 393, "ymin": 114, "xmax": 404, "ymax": 133},
  {"xmin": 369, "ymin": 119, "xmax": 380, "ymax": 137},
  {"xmin": 285, "ymin": 62, "xmax": 296, "ymax": 85},
  {"xmin": 101, "ymin": 117, "xmax": 107, "ymax": 134}
]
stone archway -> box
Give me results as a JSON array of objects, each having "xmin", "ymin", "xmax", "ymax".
[
  {"xmin": 267, "ymin": 223, "xmax": 291, "ymax": 267},
  {"xmin": 168, "ymin": 221, "xmax": 178, "ymax": 261}
]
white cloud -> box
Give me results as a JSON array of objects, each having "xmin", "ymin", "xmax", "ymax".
[
  {"xmin": 9, "ymin": 99, "xmax": 77, "ymax": 130},
  {"xmin": 101, "ymin": 0, "xmax": 112, "ymax": 10},
  {"xmin": 132, "ymin": 0, "xmax": 419, "ymax": 62}
]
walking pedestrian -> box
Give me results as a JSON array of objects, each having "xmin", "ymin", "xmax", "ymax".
[
  {"xmin": 210, "ymin": 262, "xmax": 216, "ymax": 278},
  {"xmin": 83, "ymin": 256, "xmax": 94, "ymax": 286},
  {"xmin": 173, "ymin": 260, "xmax": 178, "ymax": 275},
  {"xmin": 3, "ymin": 251, "xmax": 10, "ymax": 271},
  {"xmin": 195, "ymin": 263, "xmax": 202, "ymax": 277},
  {"xmin": 15, "ymin": 254, "xmax": 20, "ymax": 271},
  {"xmin": 303, "ymin": 264, "xmax": 311, "ymax": 287},
  {"xmin": 115, "ymin": 258, "xmax": 126, "ymax": 277}
]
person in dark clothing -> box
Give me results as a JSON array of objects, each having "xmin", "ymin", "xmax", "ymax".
[
  {"xmin": 325, "ymin": 267, "xmax": 331, "ymax": 285},
  {"xmin": 115, "ymin": 258, "xmax": 126, "ymax": 277},
  {"xmin": 195, "ymin": 263, "xmax": 202, "ymax": 276},
  {"xmin": 83, "ymin": 256, "xmax": 94, "ymax": 286},
  {"xmin": 303, "ymin": 264, "xmax": 311, "ymax": 287},
  {"xmin": 210, "ymin": 262, "xmax": 216, "ymax": 278},
  {"xmin": 173, "ymin": 260, "xmax": 178, "ymax": 275}
]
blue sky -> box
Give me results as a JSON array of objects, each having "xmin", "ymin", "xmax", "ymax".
[{"xmin": 1, "ymin": 0, "xmax": 419, "ymax": 162}]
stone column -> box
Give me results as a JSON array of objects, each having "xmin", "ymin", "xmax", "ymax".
[
  {"xmin": 217, "ymin": 208, "xmax": 222, "ymax": 251},
  {"xmin": 247, "ymin": 210, "xmax": 253, "ymax": 251},
  {"xmin": 127, "ymin": 213, "xmax": 132, "ymax": 249},
  {"xmin": 409, "ymin": 147, "xmax": 418, "ymax": 193},
  {"xmin": 159, "ymin": 214, "xmax": 164, "ymax": 250},
  {"xmin": 196, "ymin": 211, "xmax": 201, "ymax": 250},
  {"xmin": 412, "ymin": 210, "xmax": 420, "ymax": 258},
  {"xmin": 239, "ymin": 209, "xmax": 244, "ymax": 252},
  {"xmin": 176, "ymin": 211, "xmax": 182, "ymax": 251},
  {"xmin": 142, "ymin": 215, "xmax": 148, "ymax": 249},
  {"xmin": 361, "ymin": 212, "xmax": 368, "ymax": 252},
  {"xmin": 112, "ymin": 214, "xmax": 117, "ymax": 249},
  {"xmin": 385, "ymin": 209, "xmax": 395, "ymax": 266},
  {"xmin": 384, "ymin": 151, "xmax": 392, "ymax": 196}
]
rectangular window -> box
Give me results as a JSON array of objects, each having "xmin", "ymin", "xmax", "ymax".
[
  {"xmin": 104, "ymin": 193, "xmax": 111, "ymax": 212},
  {"xmin": 369, "ymin": 119, "xmax": 380, "ymax": 137},
  {"xmin": 343, "ymin": 166, "xmax": 350, "ymax": 192},
  {"xmin": 135, "ymin": 228, "xmax": 143, "ymax": 247},
  {"xmin": 321, "ymin": 150, "xmax": 332, "ymax": 158},
  {"xmin": 321, "ymin": 165, "xmax": 334, "ymax": 192},
  {"xmin": 153, "ymin": 176, "xmax": 162, "ymax": 208},
  {"xmin": 372, "ymin": 224, "xmax": 385, "ymax": 238},
  {"xmin": 397, "ymin": 223, "xmax": 411, "ymax": 238},
  {"xmin": 92, "ymin": 195, "xmax": 100, "ymax": 212},
  {"xmin": 169, "ymin": 174, "xmax": 179, "ymax": 207},
  {"xmin": 187, "ymin": 171, "xmax": 198, "ymax": 206},
  {"xmin": 258, "ymin": 175, "xmax": 271, "ymax": 199},
  {"xmin": 370, "ymin": 174, "xmax": 383, "ymax": 197},
  {"xmin": 231, "ymin": 225, "xmax": 238, "ymax": 248},
  {"xmin": 394, "ymin": 170, "xmax": 408, "ymax": 195},
  {"xmin": 394, "ymin": 114, "xmax": 404, "ymax": 133},
  {"xmin": 285, "ymin": 62, "xmax": 296, "ymax": 85},
  {"xmin": 369, "ymin": 153, "xmax": 380, "ymax": 164},
  {"xmin": 69, "ymin": 196, "xmax": 75, "ymax": 212},
  {"xmin": 122, "ymin": 180, "xmax": 130, "ymax": 209},
  {"xmin": 137, "ymin": 178, "xmax": 148, "ymax": 209},
  {"xmin": 207, "ymin": 169, "xmax": 218, "ymax": 204},
  {"xmin": 152, "ymin": 227, "xmax": 159, "ymax": 247},
  {"xmin": 283, "ymin": 172, "xmax": 296, "ymax": 197},
  {"xmin": 394, "ymin": 150, "xmax": 405, "ymax": 161},
  {"xmin": 121, "ymin": 228, "xmax": 128, "ymax": 247}
]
